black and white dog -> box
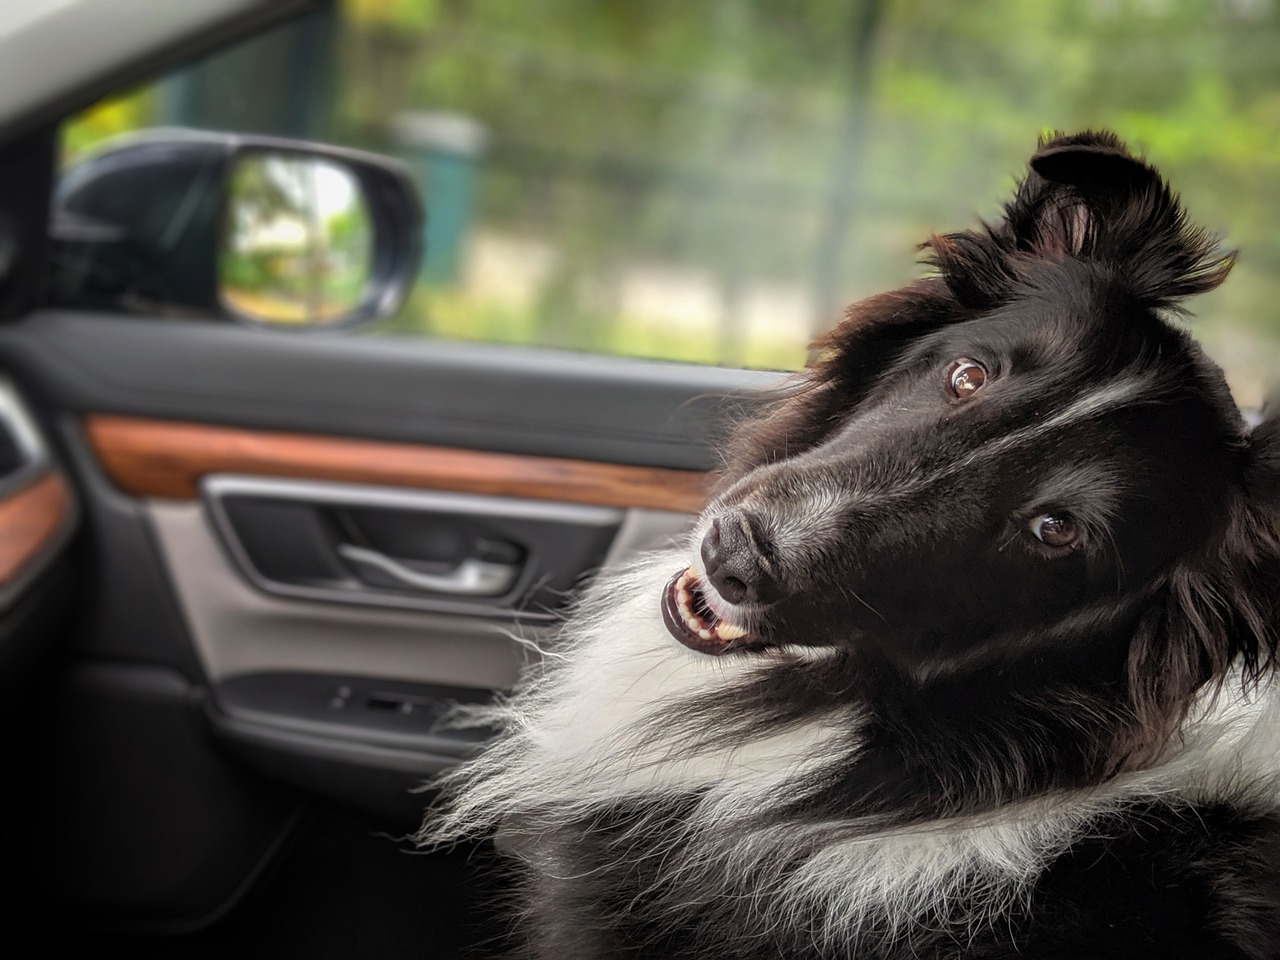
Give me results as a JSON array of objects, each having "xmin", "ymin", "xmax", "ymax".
[{"xmin": 428, "ymin": 132, "xmax": 1280, "ymax": 958}]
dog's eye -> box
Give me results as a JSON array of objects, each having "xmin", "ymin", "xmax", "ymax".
[
  {"xmin": 946, "ymin": 359, "xmax": 987, "ymax": 400},
  {"xmin": 1030, "ymin": 514, "xmax": 1078, "ymax": 549}
]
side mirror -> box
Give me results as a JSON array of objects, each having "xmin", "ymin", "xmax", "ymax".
[{"xmin": 50, "ymin": 130, "xmax": 423, "ymax": 329}]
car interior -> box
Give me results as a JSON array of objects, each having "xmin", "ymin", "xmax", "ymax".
[
  {"xmin": 0, "ymin": 1, "xmax": 766, "ymax": 955},
  {"xmin": 3, "ymin": 1, "xmax": 1279, "ymax": 956}
]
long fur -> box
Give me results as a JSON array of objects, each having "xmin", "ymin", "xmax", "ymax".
[
  {"xmin": 425, "ymin": 550, "xmax": 1280, "ymax": 953},
  {"xmin": 423, "ymin": 131, "xmax": 1280, "ymax": 958}
]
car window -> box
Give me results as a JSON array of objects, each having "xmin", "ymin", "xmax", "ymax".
[{"xmin": 59, "ymin": 0, "xmax": 1280, "ymax": 399}]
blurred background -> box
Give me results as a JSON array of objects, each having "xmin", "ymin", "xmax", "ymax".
[{"xmin": 61, "ymin": 0, "xmax": 1280, "ymax": 403}]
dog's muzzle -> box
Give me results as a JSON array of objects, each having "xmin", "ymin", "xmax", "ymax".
[{"xmin": 700, "ymin": 510, "xmax": 784, "ymax": 605}]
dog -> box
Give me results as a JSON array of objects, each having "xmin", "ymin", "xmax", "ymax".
[{"xmin": 425, "ymin": 131, "xmax": 1280, "ymax": 958}]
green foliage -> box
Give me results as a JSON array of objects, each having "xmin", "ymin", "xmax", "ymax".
[
  {"xmin": 329, "ymin": 0, "xmax": 1280, "ymax": 388},
  {"xmin": 60, "ymin": 0, "xmax": 1280, "ymax": 395},
  {"xmin": 61, "ymin": 88, "xmax": 157, "ymax": 165}
]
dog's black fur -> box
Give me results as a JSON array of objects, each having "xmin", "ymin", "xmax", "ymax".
[{"xmin": 431, "ymin": 132, "xmax": 1280, "ymax": 959}]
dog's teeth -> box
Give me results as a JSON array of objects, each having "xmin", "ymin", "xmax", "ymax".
[
  {"xmin": 715, "ymin": 622, "xmax": 747, "ymax": 641},
  {"xmin": 672, "ymin": 566, "xmax": 748, "ymax": 644}
]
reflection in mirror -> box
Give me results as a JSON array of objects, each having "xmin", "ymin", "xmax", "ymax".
[{"xmin": 221, "ymin": 153, "xmax": 373, "ymax": 326}]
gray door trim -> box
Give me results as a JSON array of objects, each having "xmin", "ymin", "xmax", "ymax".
[
  {"xmin": 147, "ymin": 498, "xmax": 693, "ymax": 689},
  {"xmin": 0, "ymin": 310, "xmax": 782, "ymax": 470}
]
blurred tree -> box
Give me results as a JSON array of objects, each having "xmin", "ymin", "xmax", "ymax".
[
  {"xmin": 332, "ymin": 0, "xmax": 1280, "ymax": 382},
  {"xmin": 59, "ymin": 0, "xmax": 1280, "ymax": 388}
]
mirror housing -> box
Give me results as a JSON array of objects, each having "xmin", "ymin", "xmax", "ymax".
[{"xmin": 50, "ymin": 129, "xmax": 423, "ymax": 329}]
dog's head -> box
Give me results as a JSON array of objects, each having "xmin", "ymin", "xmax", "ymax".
[{"xmin": 664, "ymin": 131, "xmax": 1280, "ymax": 752}]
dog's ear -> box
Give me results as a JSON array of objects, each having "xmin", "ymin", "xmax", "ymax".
[
  {"xmin": 927, "ymin": 130, "xmax": 1234, "ymax": 311},
  {"xmin": 1028, "ymin": 130, "xmax": 1150, "ymax": 192},
  {"xmin": 1020, "ymin": 131, "xmax": 1153, "ymax": 260},
  {"xmin": 1025, "ymin": 131, "xmax": 1235, "ymax": 304}
]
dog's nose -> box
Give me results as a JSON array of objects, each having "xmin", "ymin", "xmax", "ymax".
[{"xmin": 700, "ymin": 510, "xmax": 781, "ymax": 605}]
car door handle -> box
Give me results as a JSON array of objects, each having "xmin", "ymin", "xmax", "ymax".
[{"xmin": 336, "ymin": 543, "xmax": 519, "ymax": 598}]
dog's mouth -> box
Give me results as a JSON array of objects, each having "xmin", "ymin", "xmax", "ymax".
[{"xmin": 661, "ymin": 567, "xmax": 755, "ymax": 655}]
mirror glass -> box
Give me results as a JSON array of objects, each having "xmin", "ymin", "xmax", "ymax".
[{"xmin": 220, "ymin": 153, "xmax": 374, "ymax": 326}]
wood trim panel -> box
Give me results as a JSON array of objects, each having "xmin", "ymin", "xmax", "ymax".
[
  {"xmin": 85, "ymin": 415, "xmax": 709, "ymax": 513},
  {"xmin": 0, "ymin": 471, "xmax": 70, "ymax": 586}
]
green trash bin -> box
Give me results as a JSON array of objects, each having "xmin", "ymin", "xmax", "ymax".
[{"xmin": 392, "ymin": 111, "xmax": 488, "ymax": 285}]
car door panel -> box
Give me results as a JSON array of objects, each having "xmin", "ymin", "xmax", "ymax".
[
  {"xmin": 0, "ymin": 17, "xmax": 775, "ymax": 932},
  {"xmin": 0, "ymin": 469, "xmax": 76, "ymax": 684},
  {"xmin": 148, "ymin": 496, "xmax": 529, "ymax": 688},
  {"xmin": 41, "ymin": 660, "xmax": 302, "ymax": 935},
  {"xmin": 200, "ymin": 477, "xmax": 626, "ymax": 619},
  {"xmin": 0, "ymin": 472, "xmax": 70, "ymax": 576},
  {"xmin": 0, "ymin": 298, "xmax": 758, "ymax": 933},
  {"xmin": 0, "ymin": 375, "xmax": 79, "ymax": 686},
  {"xmin": 0, "ymin": 540, "xmax": 73, "ymax": 687},
  {"xmin": 148, "ymin": 480, "xmax": 693, "ymax": 824},
  {"xmin": 0, "ymin": 311, "xmax": 777, "ymax": 468},
  {"xmin": 84, "ymin": 414, "xmax": 709, "ymax": 511},
  {"xmin": 0, "ymin": 381, "xmax": 77, "ymax": 603},
  {"xmin": 50, "ymin": 411, "xmax": 205, "ymax": 679},
  {"xmin": 142, "ymin": 450, "xmax": 697, "ymax": 823},
  {"xmin": 0, "ymin": 2, "xmax": 776, "ymax": 950},
  {"xmin": 17, "ymin": 411, "xmax": 304, "ymax": 934}
]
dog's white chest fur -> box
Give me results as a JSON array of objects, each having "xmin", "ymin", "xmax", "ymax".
[{"xmin": 430, "ymin": 548, "xmax": 1280, "ymax": 947}]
